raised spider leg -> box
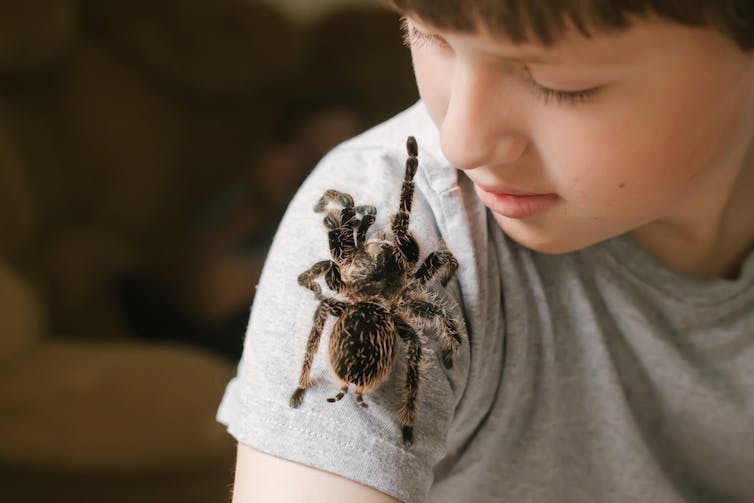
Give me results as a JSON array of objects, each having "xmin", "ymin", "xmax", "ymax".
[
  {"xmin": 314, "ymin": 189, "xmax": 354, "ymax": 212},
  {"xmin": 413, "ymin": 247, "xmax": 459, "ymax": 287},
  {"xmin": 392, "ymin": 315, "xmax": 423, "ymax": 446},
  {"xmin": 325, "ymin": 206, "xmax": 359, "ymax": 262},
  {"xmin": 391, "ymin": 136, "xmax": 420, "ymax": 265},
  {"xmin": 354, "ymin": 205, "xmax": 376, "ymax": 247},
  {"xmin": 317, "ymin": 191, "xmax": 374, "ymax": 227},
  {"xmin": 407, "ymin": 299, "xmax": 461, "ymax": 369},
  {"xmin": 316, "ymin": 189, "xmax": 360, "ymax": 262},
  {"xmin": 290, "ymin": 298, "xmax": 347, "ymax": 407},
  {"xmin": 317, "ymin": 191, "xmax": 378, "ymax": 257}
]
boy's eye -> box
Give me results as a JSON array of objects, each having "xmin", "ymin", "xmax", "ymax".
[
  {"xmin": 529, "ymin": 79, "xmax": 600, "ymax": 105},
  {"xmin": 400, "ymin": 17, "xmax": 600, "ymax": 107},
  {"xmin": 400, "ymin": 18, "xmax": 449, "ymax": 49},
  {"xmin": 522, "ymin": 67, "xmax": 601, "ymax": 106}
]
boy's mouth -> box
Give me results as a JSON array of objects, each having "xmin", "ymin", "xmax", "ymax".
[{"xmin": 473, "ymin": 184, "xmax": 559, "ymax": 219}]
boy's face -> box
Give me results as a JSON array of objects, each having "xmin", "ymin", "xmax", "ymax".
[{"xmin": 405, "ymin": 15, "xmax": 754, "ymax": 254}]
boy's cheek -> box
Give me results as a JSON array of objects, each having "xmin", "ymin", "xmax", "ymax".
[
  {"xmin": 410, "ymin": 50, "xmax": 451, "ymax": 126},
  {"xmin": 543, "ymin": 137, "xmax": 666, "ymax": 214}
]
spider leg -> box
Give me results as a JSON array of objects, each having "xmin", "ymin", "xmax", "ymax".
[
  {"xmin": 317, "ymin": 191, "xmax": 377, "ymax": 258},
  {"xmin": 324, "ymin": 206, "xmax": 359, "ymax": 263},
  {"xmin": 339, "ymin": 204, "xmax": 378, "ymax": 257},
  {"xmin": 407, "ymin": 299, "xmax": 461, "ymax": 369},
  {"xmin": 413, "ymin": 247, "xmax": 459, "ymax": 287},
  {"xmin": 314, "ymin": 189, "xmax": 354, "ymax": 212},
  {"xmin": 316, "ymin": 189, "xmax": 360, "ymax": 262},
  {"xmin": 391, "ymin": 137, "xmax": 420, "ymax": 265},
  {"xmin": 290, "ymin": 298, "xmax": 346, "ymax": 408},
  {"xmin": 355, "ymin": 204, "xmax": 376, "ymax": 216},
  {"xmin": 298, "ymin": 260, "xmax": 345, "ymax": 297},
  {"xmin": 354, "ymin": 205, "xmax": 376, "ymax": 247},
  {"xmin": 298, "ymin": 260, "xmax": 329, "ymax": 296},
  {"xmin": 392, "ymin": 315, "xmax": 422, "ymax": 446},
  {"xmin": 329, "ymin": 203, "xmax": 377, "ymax": 260},
  {"xmin": 327, "ymin": 385, "xmax": 349, "ymax": 403},
  {"xmin": 355, "ymin": 387, "xmax": 369, "ymax": 408}
]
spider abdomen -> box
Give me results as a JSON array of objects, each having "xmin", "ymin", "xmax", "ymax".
[{"xmin": 329, "ymin": 302, "xmax": 396, "ymax": 391}]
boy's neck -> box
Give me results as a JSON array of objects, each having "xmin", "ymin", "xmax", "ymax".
[
  {"xmin": 631, "ymin": 136, "xmax": 754, "ymax": 279},
  {"xmin": 633, "ymin": 220, "xmax": 754, "ymax": 280}
]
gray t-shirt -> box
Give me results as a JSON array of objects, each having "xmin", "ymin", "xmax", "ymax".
[{"xmin": 217, "ymin": 102, "xmax": 754, "ymax": 503}]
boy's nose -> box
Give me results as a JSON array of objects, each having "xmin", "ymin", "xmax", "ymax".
[{"xmin": 439, "ymin": 66, "xmax": 527, "ymax": 171}]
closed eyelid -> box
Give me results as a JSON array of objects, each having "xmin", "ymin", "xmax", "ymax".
[{"xmin": 403, "ymin": 16, "xmax": 607, "ymax": 106}]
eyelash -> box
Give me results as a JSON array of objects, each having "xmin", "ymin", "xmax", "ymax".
[
  {"xmin": 524, "ymin": 76, "xmax": 600, "ymax": 105},
  {"xmin": 400, "ymin": 18, "xmax": 447, "ymax": 49},
  {"xmin": 399, "ymin": 18, "xmax": 600, "ymax": 106}
]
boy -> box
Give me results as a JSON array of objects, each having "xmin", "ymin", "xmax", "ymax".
[{"xmin": 218, "ymin": 1, "xmax": 754, "ymax": 501}]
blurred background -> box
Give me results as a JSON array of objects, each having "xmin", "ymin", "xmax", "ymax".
[{"xmin": 0, "ymin": 0, "xmax": 417, "ymax": 500}]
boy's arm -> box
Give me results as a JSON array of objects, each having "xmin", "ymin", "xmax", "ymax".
[{"xmin": 232, "ymin": 442, "xmax": 403, "ymax": 503}]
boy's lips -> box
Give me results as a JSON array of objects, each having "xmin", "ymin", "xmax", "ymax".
[{"xmin": 473, "ymin": 183, "xmax": 559, "ymax": 219}]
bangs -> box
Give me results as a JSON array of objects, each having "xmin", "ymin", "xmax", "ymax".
[{"xmin": 383, "ymin": 0, "xmax": 731, "ymax": 46}]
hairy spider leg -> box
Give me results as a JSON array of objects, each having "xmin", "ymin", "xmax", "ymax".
[
  {"xmin": 298, "ymin": 260, "xmax": 345, "ymax": 298},
  {"xmin": 314, "ymin": 189, "xmax": 354, "ymax": 212},
  {"xmin": 356, "ymin": 213, "xmax": 375, "ymax": 247},
  {"xmin": 300, "ymin": 199, "xmax": 379, "ymax": 298},
  {"xmin": 355, "ymin": 204, "xmax": 377, "ymax": 215},
  {"xmin": 393, "ymin": 315, "xmax": 423, "ymax": 446},
  {"xmin": 327, "ymin": 385, "xmax": 349, "ymax": 403},
  {"xmin": 355, "ymin": 389, "xmax": 369, "ymax": 408},
  {"xmin": 406, "ymin": 135, "xmax": 418, "ymax": 158},
  {"xmin": 354, "ymin": 205, "xmax": 377, "ymax": 247},
  {"xmin": 304, "ymin": 203, "xmax": 362, "ymax": 295},
  {"xmin": 407, "ymin": 299, "xmax": 461, "ymax": 369},
  {"xmin": 326, "ymin": 203, "xmax": 377, "ymax": 263},
  {"xmin": 290, "ymin": 298, "xmax": 347, "ymax": 408},
  {"xmin": 298, "ymin": 260, "xmax": 329, "ymax": 297},
  {"xmin": 317, "ymin": 189, "xmax": 360, "ymax": 262},
  {"xmin": 326, "ymin": 385, "xmax": 369, "ymax": 409},
  {"xmin": 413, "ymin": 248, "xmax": 459, "ymax": 287},
  {"xmin": 391, "ymin": 137, "xmax": 421, "ymax": 265},
  {"xmin": 324, "ymin": 206, "xmax": 358, "ymax": 262}
]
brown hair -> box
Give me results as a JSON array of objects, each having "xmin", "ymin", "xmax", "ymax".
[{"xmin": 382, "ymin": 0, "xmax": 754, "ymax": 50}]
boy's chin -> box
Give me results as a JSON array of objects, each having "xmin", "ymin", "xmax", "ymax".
[{"xmin": 492, "ymin": 214, "xmax": 602, "ymax": 255}]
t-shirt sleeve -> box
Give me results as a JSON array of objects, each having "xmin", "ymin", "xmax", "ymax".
[{"xmin": 216, "ymin": 140, "xmax": 468, "ymax": 503}]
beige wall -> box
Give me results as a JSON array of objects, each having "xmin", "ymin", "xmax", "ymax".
[{"xmin": 256, "ymin": 0, "xmax": 381, "ymax": 23}]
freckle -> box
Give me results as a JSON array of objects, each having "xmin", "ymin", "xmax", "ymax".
[{"xmin": 618, "ymin": 182, "xmax": 626, "ymax": 189}]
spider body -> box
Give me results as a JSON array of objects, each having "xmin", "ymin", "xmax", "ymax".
[
  {"xmin": 329, "ymin": 301, "xmax": 396, "ymax": 392},
  {"xmin": 290, "ymin": 136, "xmax": 461, "ymax": 445}
]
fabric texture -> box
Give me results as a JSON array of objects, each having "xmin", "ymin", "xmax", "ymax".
[{"xmin": 217, "ymin": 101, "xmax": 754, "ymax": 503}]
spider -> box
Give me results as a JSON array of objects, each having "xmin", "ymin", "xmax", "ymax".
[{"xmin": 289, "ymin": 136, "xmax": 461, "ymax": 445}]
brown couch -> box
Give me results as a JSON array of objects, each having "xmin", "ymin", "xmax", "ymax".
[{"xmin": 0, "ymin": 0, "xmax": 415, "ymax": 501}]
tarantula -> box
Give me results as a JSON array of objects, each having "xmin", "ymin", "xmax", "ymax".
[{"xmin": 289, "ymin": 136, "xmax": 461, "ymax": 445}]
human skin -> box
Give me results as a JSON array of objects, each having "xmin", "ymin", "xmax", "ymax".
[{"xmin": 404, "ymin": 14, "xmax": 754, "ymax": 278}]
